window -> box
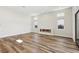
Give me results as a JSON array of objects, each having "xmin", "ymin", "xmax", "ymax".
[
  {"xmin": 57, "ymin": 19, "xmax": 64, "ymax": 29},
  {"xmin": 57, "ymin": 13, "xmax": 64, "ymax": 30}
]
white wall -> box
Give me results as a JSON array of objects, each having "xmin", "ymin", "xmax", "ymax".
[
  {"xmin": 0, "ymin": 7, "xmax": 74, "ymax": 39},
  {"xmin": 0, "ymin": 7, "xmax": 31, "ymax": 37},
  {"xmin": 53, "ymin": 8, "xmax": 72, "ymax": 38},
  {"xmin": 32, "ymin": 8, "xmax": 73, "ymax": 38}
]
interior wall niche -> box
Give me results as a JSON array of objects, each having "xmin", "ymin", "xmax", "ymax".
[{"xmin": 33, "ymin": 16, "xmax": 38, "ymax": 28}]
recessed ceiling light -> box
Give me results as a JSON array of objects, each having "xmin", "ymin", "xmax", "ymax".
[
  {"xmin": 34, "ymin": 17, "xmax": 38, "ymax": 20},
  {"xmin": 16, "ymin": 39, "xmax": 23, "ymax": 43}
]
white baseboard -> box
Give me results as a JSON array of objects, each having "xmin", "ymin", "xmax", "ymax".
[{"xmin": 0, "ymin": 31, "xmax": 31, "ymax": 38}]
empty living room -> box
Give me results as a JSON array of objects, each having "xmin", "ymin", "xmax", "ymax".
[{"xmin": 0, "ymin": 6, "xmax": 78, "ymax": 53}]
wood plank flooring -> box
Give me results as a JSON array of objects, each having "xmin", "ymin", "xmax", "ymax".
[{"xmin": 0, "ymin": 32, "xmax": 79, "ymax": 53}]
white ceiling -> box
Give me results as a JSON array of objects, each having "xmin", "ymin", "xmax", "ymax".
[{"xmin": 1, "ymin": 6, "xmax": 71, "ymax": 16}]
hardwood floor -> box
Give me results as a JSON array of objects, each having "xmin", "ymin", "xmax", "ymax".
[{"xmin": 0, "ymin": 32, "xmax": 78, "ymax": 53}]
